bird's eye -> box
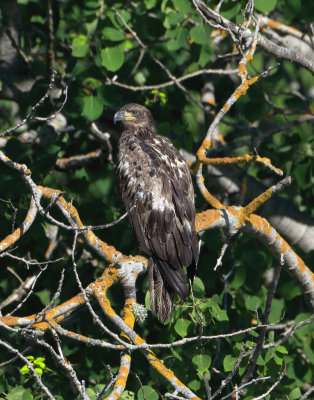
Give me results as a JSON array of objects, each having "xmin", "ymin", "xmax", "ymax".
[{"xmin": 132, "ymin": 110, "xmax": 138, "ymax": 115}]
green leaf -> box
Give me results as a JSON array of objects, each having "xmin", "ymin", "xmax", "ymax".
[
  {"xmin": 210, "ymin": 304, "xmax": 229, "ymax": 322},
  {"xmin": 134, "ymin": 72, "xmax": 146, "ymax": 86},
  {"xmin": 35, "ymin": 289, "xmax": 51, "ymax": 306},
  {"xmin": 192, "ymin": 277, "xmax": 205, "ymax": 297},
  {"xmin": 223, "ymin": 355, "xmax": 236, "ymax": 372},
  {"xmin": 231, "ymin": 267, "xmax": 246, "ymax": 289},
  {"xmin": 72, "ymin": 35, "xmax": 89, "ymax": 58},
  {"xmin": 86, "ymin": 19, "xmax": 98, "ymax": 37},
  {"xmin": 20, "ymin": 365, "xmax": 30, "ymax": 375},
  {"xmin": 279, "ymin": 280, "xmax": 301, "ymax": 300},
  {"xmin": 174, "ymin": 318, "xmax": 192, "ymax": 337},
  {"xmin": 304, "ymin": 343, "xmax": 314, "ymax": 363},
  {"xmin": 188, "ymin": 379, "xmax": 201, "ymax": 391},
  {"xmin": 256, "ymin": 355, "xmax": 265, "ymax": 365},
  {"xmin": 85, "ymin": 388, "xmax": 96, "ymax": 400},
  {"xmin": 137, "ymin": 386, "xmax": 159, "ymax": 400},
  {"xmin": 190, "ymin": 24, "xmax": 211, "ymax": 45},
  {"xmin": 100, "ymin": 46, "xmax": 124, "ymax": 72},
  {"xmin": 269, "ymin": 298, "xmax": 285, "ymax": 324},
  {"xmin": 172, "ymin": 0, "xmax": 190, "ymax": 13},
  {"xmin": 192, "ymin": 354, "xmax": 211, "ymax": 373},
  {"xmin": 294, "ymin": 161, "xmax": 311, "ymax": 189},
  {"xmin": 273, "ymin": 352, "xmax": 283, "ymax": 366},
  {"xmin": 221, "ymin": 2, "xmax": 241, "ymax": 19},
  {"xmin": 167, "ymin": 27, "xmax": 188, "ymax": 51},
  {"xmin": 102, "ymin": 27, "xmax": 125, "ymax": 42},
  {"xmin": 34, "ymin": 357, "xmax": 46, "ymax": 367},
  {"xmin": 6, "ymin": 386, "xmax": 33, "ymax": 400},
  {"xmin": 276, "ymin": 345, "xmax": 288, "ymax": 354},
  {"xmin": 0, "ymin": 374, "xmax": 9, "ymax": 393},
  {"xmin": 34, "ymin": 367, "xmax": 43, "ymax": 377},
  {"xmin": 144, "ymin": 0, "xmax": 158, "ymax": 9},
  {"xmin": 82, "ymin": 77, "xmax": 102, "ymax": 90},
  {"xmin": 198, "ymin": 46, "xmax": 212, "ymax": 67},
  {"xmin": 288, "ymin": 387, "xmax": 302, "ymax": 400},
  {"xmin": 82, "ymin": 96, "xmax": 104, "ymax": 121},
  {"xmin": 120, "ymin": 391, "xmax": 135, "ymax": 400},
  {"xmin": 245, "ymin": 295, "xmax": 261, "ymax": 311},
  {"xmin": 255, "ymin": 0, "xmax": 277, "ymax": 14}
]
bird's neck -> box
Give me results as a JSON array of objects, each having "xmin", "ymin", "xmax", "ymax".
[{"xmin": 133, "ymin": 126, "xmax": 157, "ymax": 140}]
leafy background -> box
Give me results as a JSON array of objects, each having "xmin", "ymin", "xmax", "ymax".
[{"xmin": 0, "ymin": 0, "xmax": 313, "ymax": 399}]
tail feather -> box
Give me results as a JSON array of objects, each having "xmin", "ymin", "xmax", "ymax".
[{"xmin": 149, "ymin": 257, "xmax": 189, "ymax": 322}]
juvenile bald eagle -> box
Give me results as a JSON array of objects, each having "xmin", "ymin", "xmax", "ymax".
[{"xmin": 114, "ymin": 103, "xmax": 199, "ymax": 322}]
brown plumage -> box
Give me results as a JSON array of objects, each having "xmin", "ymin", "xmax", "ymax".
[{"xmin": 114, "ymin": 103, "xmax": 199, "ymax": 322}]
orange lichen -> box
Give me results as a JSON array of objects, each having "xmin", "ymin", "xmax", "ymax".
[
  {"xmin": 195, "ymin": 209, "xmax": 221, "ymax": 232},
  {"xmin": 203, "ymin": 188, "xmax": 225, "ymax": 209},
  {"xmin": 122, "ymin": 298, "xmax": 136, "ymax": 338},
  {"xmin": 39, "ymin": 186, "xmax": 122, "ymax": 264},
  {"xmin": 298, "ymin": 259, "xmax": 306, "ymax": 273},
  {"xmin": 0, "ymin": 315, "xmax": 19, "ymax": 326},
  {"xmin": 250, "ymin": 214, "xmax": 262, "ymax": 231},
  {"xmin": 223, "ymin": 102, "xmax": 230, "ymax": 112},
  {"xmin": 196, "ymin": 139, "xmax": 212, "ymax": 161},
  {"xmin": 238, "ymin": 62, "xmax": 247, "ymax": 77},
  {"xmin": 248, "ymin": 76, "xmax": 258, "ymax": 85},
  {"xmin": 202, "ymin": 138, "xmax": 212, "ymax": 150},
  {"xmin": 265, "ymin": 18, "xmax": 302, "ymax": 35},
  {"xmin": 261, "ymin": 218, "xmax": 272, "ymax": 235},
  {"xmin": 281, "ymin": 240, "xmax": 288, "ymax": 254},
  {"xmin": 243, "ymin": 179, "xmax": 283, "ymax": 221},
  {"xmin": 134, "ymin": 335, "xmax": 145, "ymax": 346}
]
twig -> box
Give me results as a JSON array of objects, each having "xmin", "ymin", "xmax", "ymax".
[
  {"xmin": 211, "ymin": 348, "xmax": 246, "ymax": 399},
  {"xmin": 70, "ymin": 232, "xmax": 132, "ymax": 348},
  {"xmin": 0, "ymin": 198, "xmax": 18, "ymax": 232},
  {"xmin": 0, "ymin": 70, "xmax": 57, "ymax": 137},
  {"xmin": 240, "ymin": 262, "xmax": 282, "ymax": 388},
  {"xmin": 0, "ymin": 345, "xmax": 32, "ymax": 368},
  {"xmin": 47, "ymin": 0, "xmax": 55, "ymax": 73},
  {"xmin": 300, "ymin": 386, "xmax": 314, "ymax": 400},
  {"xmin": 251, "ymin": 368, "xmax": 285, "ymax": 399},
  {"xmin": 192, "ymin": 0, "xmax": 314, "ymax": 73},
  {"xmin": 35, "ymin": 85, "xmax": 68, "ymax": 122},
  {"xmin": 219, "ymin": 376, "xmax": 271, "ymax": 400},
  {"xmin": 113, "ymin": 8, "xmax": 206, "ymax": 111},
  {"xmin": 6, "ymin": 268, "xmax": 47, "ymax": 316},
  {"xmin": 0, "ymin": 338, "xmax": 56, "ymax": 400},
  {"xmin": 26, "ymin": 269, "xmax": 65, "ymax": 329},
  {"xmin": 107, "ymin": 67, "xmax": 238, "ymax": 92},
  {"xmin": 214, "ymin": 236, "xmax": 231, "ymax": 270},
  {"xmin": 262, "ymin": 314, "xmax": 314, "ymax": 350}
]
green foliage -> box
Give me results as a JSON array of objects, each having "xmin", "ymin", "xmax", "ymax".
[
  {"xmin": 192, "ymin": 354, "xmax": 211, "ymax": 373},
  {"xmin": 72, "ymin": 35, "xmax": 90, "ymax": 58},
  {"xmin": 255, "ymin": 0, "xmax": 277, "ymax": 13},
  {"xmin": 20, "ymin": 356, "xmax": 52, "ymax": 381},
  {"xmin": 100, "ymin": 46, "xmax": 125, "ymax": 72},
  {"xmin": 137, "ymin": 386, "xmax": 159, "ymax": 400},
  {"xmin": 5, "ymin": 386, "xmax": 33, "ymax": 400},
  {"xmin": 0, "ymin": 0, "xmax": 313, "ymax": 398},
  {"xmin": 82, "ymin": 95, "xmax": 105, "ymax": 121}
]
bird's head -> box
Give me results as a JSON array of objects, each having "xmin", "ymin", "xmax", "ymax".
[{"xmin": 114, "ymin": 103, "xmax": 154, "ymax": 129}]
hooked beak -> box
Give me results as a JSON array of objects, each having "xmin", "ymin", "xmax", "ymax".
[
  {"xmin": 114, "ymin": 110, "xmax": 135, "ymax": 124},
  {"xmin": 114, "ymin": 110, "xmax": 124, "ymax": 124}
]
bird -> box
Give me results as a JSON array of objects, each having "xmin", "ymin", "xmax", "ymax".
[{"xmin": 114, "ymin": 103, "xmax": 199, "ymax": 322}]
